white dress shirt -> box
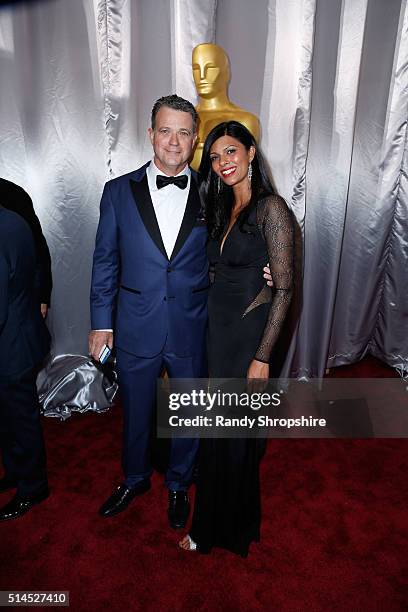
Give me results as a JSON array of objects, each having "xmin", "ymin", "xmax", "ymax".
[
  {"xmin": 94, "ymin": 160, "xmax": 190, "ymax": 333},
  {"xmin": 146, "ymin": 159, "xmax": 190, "ymax": 259}
]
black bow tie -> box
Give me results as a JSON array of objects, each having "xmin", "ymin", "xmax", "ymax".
[{"xmin": 156, "ymin": 174, "xmax": 188, "ymax": 190}]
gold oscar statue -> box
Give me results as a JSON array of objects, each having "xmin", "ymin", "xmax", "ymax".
[{"xmin": 190, "ymin": 43, "xmax": 260, "ymax": 170}]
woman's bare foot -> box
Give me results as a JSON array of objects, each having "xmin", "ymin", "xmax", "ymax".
[{"xmin": 178, "ymin": 534, "xmax": 197, "ymax": 551}]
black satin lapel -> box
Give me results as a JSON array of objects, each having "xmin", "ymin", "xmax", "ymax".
[
  {"xmin": 130, "ymin": 176, "xmax": 168, "ymax": 260},
  {"xmin": 170, "ymin": 178, "xmax": 201, "ymax": 261}
]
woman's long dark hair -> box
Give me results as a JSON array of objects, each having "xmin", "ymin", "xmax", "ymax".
[{"xmin": 198, "ymin": 121, "xmax": 275, "ymax": 239}]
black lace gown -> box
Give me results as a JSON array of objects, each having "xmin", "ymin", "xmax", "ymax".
[{"xmin": 189, "ymin": 195, "xmax": 294, "ymax": 557}]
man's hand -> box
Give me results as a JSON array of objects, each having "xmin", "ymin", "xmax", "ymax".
[
  {"xmin": 40, "ymin": 303, "xmax": 48, "ymax": 318},
  {"xmin": 263, "ymin": 264, "xmax": 273, "ymax": 287},
  {"xmin": 89, "ymin": 330, "xmax": 113, "ymax": 362}
]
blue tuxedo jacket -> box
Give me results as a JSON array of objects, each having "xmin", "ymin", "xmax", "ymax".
[
  {"xmin": 0, "ymin": 207, "xmax": 50, "ymax": 380},
  {"xmin": 90, "ymin": 163, "xmax": 209, "ymax": 358}
]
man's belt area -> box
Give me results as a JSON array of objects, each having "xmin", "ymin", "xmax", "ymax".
[{"xmin": 119, "ymin": 284, "xmax": 210, "ymax": 297}]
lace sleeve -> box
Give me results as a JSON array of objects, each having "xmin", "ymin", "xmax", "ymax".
[{"xmin": 254, "ymin": 195, "xmax": 294, "ymax": 363}]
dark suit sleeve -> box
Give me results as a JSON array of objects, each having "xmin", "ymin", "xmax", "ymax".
[
  {"xmin": 1, "ymin": 184, "xmax": 53, "ymax": 306},
  {"xmin": 18, "ymin": 196, "xmax": 52, "ymax": 306},
  {"xmin": 90, "ymin": 182, "xmax": 120, "ymax": 330},
  {"xmin": 0, "ymin": 251, "xmax": 9, "ymax": 334},
  {"xmin": 30, "ymin": 214, "xmax": 52, "ymax": 306}
]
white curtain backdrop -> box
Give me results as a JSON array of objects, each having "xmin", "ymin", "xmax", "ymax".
[{"xmin": 0, "ymin": 0, "xmax": 407, "ymax": 378}]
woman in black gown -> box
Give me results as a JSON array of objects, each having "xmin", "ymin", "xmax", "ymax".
[{"xmin": 179, "ymin": 121, "xmax": 294, "ymax": 556}]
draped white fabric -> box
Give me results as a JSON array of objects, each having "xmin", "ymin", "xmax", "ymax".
[{"xmin": 0, "ymin": 0, "xmax": 407, "ymax": 377}]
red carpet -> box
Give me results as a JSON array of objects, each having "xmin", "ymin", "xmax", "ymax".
[{"xmin": 0, "ymin": 356, "xmax": 407, "ymax": 611}]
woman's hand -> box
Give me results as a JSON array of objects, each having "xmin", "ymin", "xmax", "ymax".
[
  {"xmin": 247, "ymin": 359, "xmax": 269, "ymax": 393},
  {"xmin": 263, "ymin": 264, "xmax": 273, "ymax": 287},
  {"xmin": 247, "ymin": 359, "xmax": 269, "ymax": 391},
  {"xmin": 248, "ymin": 359, "xmax": 269, "ymax": 380}
]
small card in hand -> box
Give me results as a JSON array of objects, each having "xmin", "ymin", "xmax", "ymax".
[{"xmin": 99, "ymin": 344, "xmax": 111, "ymax": 364}]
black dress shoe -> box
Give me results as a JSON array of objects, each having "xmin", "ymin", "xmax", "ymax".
[
  {"xmin": 168, "ymin": 490, "xmax": 190, "ymax": 529},
  {"xmin": 98, "ymin": 480, "xmax": 151, "ymax": 518},
  {"xmin": 0, "ymin": 477, "xmax": 17, "ymax": 494},
  {"xmin": 0, "ymin": 489, "xmax": 49, "ymax": 521}
]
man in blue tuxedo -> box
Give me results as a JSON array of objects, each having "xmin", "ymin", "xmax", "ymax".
[
  {"xmin": 0, "ymin": 206, "xmax": 51, "ymax": 521},
  {"xmin": 89, "ymin": 95, "xmax": 207, "ymax": 528}
]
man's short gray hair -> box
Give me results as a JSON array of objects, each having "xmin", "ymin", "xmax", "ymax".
[{"xmin": 151, "ymin": 94, "xmax": 198, "ymax": 132}]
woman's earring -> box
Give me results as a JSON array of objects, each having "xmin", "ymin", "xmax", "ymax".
[
  {"xmin": 217, "ymin": 176, "xmax": 221, "ymax": 194},
  {"xmin": 248, "ymin": 162, "xmax": 253, "ymax": 186}
]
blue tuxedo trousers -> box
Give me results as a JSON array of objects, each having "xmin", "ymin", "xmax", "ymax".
[{"xmin": 117, "ymin": 341, "xmax": 207, "ymax": 490}]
